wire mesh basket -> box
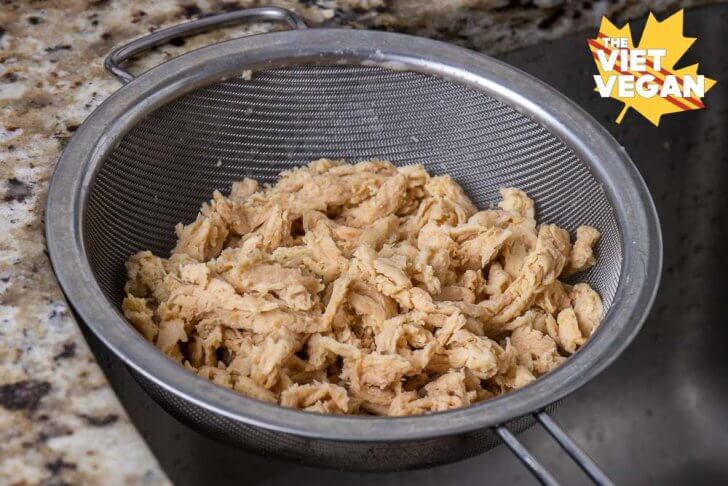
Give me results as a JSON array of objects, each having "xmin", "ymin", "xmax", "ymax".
[{"xmin": 46, "ymin": 8, "xmax": 662, "ymax": 484}]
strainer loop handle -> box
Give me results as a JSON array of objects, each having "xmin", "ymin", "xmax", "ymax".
[
  {"xmin": 104, "ymin": 7, "xmax": 307, "ymax": 84},
  {"xmin": 496, "ymin": 411, "xmax": 615, "ymax": 485}
]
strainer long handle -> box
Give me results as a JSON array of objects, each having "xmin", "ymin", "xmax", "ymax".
[
  {"xmin": 104, "ymin": 7, "xmax": 307, "ymax": 84},
  {"xmin": 496, "ymin": 411, "xmax": 615, "ymax": 486}
]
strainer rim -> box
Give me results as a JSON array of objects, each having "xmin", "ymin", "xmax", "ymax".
[{"xmin": 46, "ymin": 28, "xmax": 662, "ymax": 442}]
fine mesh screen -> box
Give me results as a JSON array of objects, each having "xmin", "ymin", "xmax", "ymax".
[
  {"xmin": 133, "ymin": 366, "xmax": 561, "ymax": 470},
  {"xmin": 84, "ymin": 65, "xmax": 621, "ymax": 312}
]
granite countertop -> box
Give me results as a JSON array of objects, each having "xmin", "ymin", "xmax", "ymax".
[{"xmin": 0, "ymin": 0, "xmax": 719, "ymax": 484}]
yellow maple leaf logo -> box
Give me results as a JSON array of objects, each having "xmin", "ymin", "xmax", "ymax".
[{"xmin": 588, "ymin": 10, "xmax": 716, "ymax": 126}]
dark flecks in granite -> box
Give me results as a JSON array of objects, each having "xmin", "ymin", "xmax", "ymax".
[
  {"xmin": 0, "ymin": 26, "xmax": 5, "ymax": 40},
  {"xmin": 131, "ymin": 10, "xmax": 147, "ymax": 23},
  {"xmin": 350, "ymin": 5, "xmax": 371, "ymax": 14},
  {"xmin": 27, "ymin": 15, "xmax": 42, "ymax": 25},
  {"xmin": 38, "ymin": 423, "xmax": 74, "ymax": 443},
  {"xmin": 508, "ymin": 16, "xmax": 532, "ymax": 28},
  {"xmin": 180, "ymin": 4, "xmax": 202, "ymax": 18},
  {"xmin": 0, "ymin": 380, "xmax": 51, "ymax": 411},
  {"xmin": 220, "ymin": 2, "xmax": 246, "ymax": 13},
  {"xmin": 2, "ymin": 71, "xmax": 18, "ymax": 82},
  {"xmin": 65, "ymin": 123, "xmax": 80, "ymax": 133},
  {"xmin": 54, "ymin": 342, "xmax": 77, "ymax": 361},
  {"xmin": 496, "ymin": 0, "xmax": 539, "ymax": 11},
  {"xmin": 78, "ymin": 413, "xmax": 120, "ymax": 427},
  {"xmin": 44, "ymin": 44, "xmax": 72, "ymax": 52},
  {"xmin": 48, "ymin": 307, "xmax": 66, "ymax": 320},
  {"xmin": 331, "ymin": 8, "xmax": 356, "ymax": 23},
  {"xmin": 538, "ymin": 7, "xmax": 565, "ymax": 29},
  {"xmin": 46, "ymin": 458, "xmax": 77, "ymax": 475},
  {"xmin": 3, "ymin": 178, "xmax": 32, "ymax": 203},
  {"xmin": 53, "ymin": 134, "xmax": 71, "ymax": 149},
  {"xmin": 169, "ymin": 36, "xmax": 186, "ymax": 46}
]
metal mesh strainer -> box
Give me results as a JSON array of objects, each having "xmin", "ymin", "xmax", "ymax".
[{"xmin": 46, "ymin": 8, "xmax": 662, "ymax": 483}]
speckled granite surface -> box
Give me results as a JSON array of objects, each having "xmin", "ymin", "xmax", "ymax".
[{"xmin": 0, "ymin": 0, "xmax": 721, "ymax": 484}]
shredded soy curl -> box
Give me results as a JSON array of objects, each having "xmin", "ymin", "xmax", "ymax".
[{"xmin": 122, "ymin": 159, "xmax": 602, "ymax": 416}]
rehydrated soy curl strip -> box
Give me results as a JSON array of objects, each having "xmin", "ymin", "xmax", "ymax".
[{"xmin": 122, "ymin": 159, "xmax": 603, "ymax": 416}]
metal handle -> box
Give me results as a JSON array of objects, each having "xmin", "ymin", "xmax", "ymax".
[
  {"xmin": 104, "ymin": 7, "xmax": 307, "ymax": 84},
  {"xmin": 496, "ymin": 411, "xmax": 614, "ymax": 486}
]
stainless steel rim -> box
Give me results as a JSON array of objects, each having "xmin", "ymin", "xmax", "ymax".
[{"xmin": 46, "ymin": 28, "xmax": 662, "ymax": 442}]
